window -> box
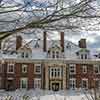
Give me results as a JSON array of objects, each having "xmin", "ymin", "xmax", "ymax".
[
  {"xmin": 69, "ymin": 64, "xmax": 76, "ymax": 74},
  {"xmin": 34, "ymin": 78, "xmax": 41, "ymax": 89},
  {"xmin": 81, "ymin": 54, "xmax": 83, "ymax": 59},
  {"xmin": 56, "ymin": 51, "xmax": 59, "ymax": 58},
  {"xmin": 21, "ymin": 52, "xmax": 30, "ymax": 58},
  {"xmin": 0, "ymin": 64, "xmax": 2, "ymax": 73},
  {"xmin": 69, "ymin": 78, "xmax": 76, "ymax": 89},
  {"xmin": 94, "ymin": 65, "xmax": 100, "ymax": 74},
  {"xmin": 81, "ymin": 54, "xmax": 88, "ymax": 59},
  {"xmin": 25, "ymin": 52, "xmax": 29, "ymax": 58},
  {"xmin": 21, "ymin": 52, "xmax": 24, "ymax": 58},
  {"xmin": 34, "ymin": 64, "xmax": 41, "ymax": 74},
  {"xmin": 82, "ymin": 79, "xmax": 88, "ymax": 89},
  {"xmin": 20, "ymin": 78, "xmax": 28, "ymax": 89},
  {"xmin": 82, "ymin": 65, "xmax": 87, "ymax": 73},
  {"xmin": 22, "ymin": 64, "xmax": 27, "ymax": 73},
  {"xmin": 95, "ymin": 79, "xmax": 100, "ymax": 89},
  {"xmin": 7, "ymin": 64, "xmax": 14, "ymax": 73},
  {"xmin": 49, "ymin": 67, "xmax": 62, "ymax": 78},
  {"xmin": 52, "ymin": 51, "xmax": 55, "ymax": 58},
  {"xmin": 52, "ymin": 51, "xmax": 60, "ymax": 59},
  {"xmin": 85, "ymin": 54, "xmax": 87, "ymax": 59}
]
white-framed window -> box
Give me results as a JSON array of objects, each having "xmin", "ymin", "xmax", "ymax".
[
  {"xmin": 34, "ymin": 64, "xmax": 41, "ymax": 74},
  {"xmin": 69, "ymin": 64, "xmax": 76, "ymax": 74},
  {"xmin": 52, "ymin": 51, "xmax": 60, "ymax": 58},
  {"xmin": 20, "ymin": 78, "xmax": 28, "ymax": 89},
  {"xmin": 82, "ymin": 79, "xmax": 88, "ymax": 89},
  {"xmin": 94, "ymin": 78, "xmax": 100, "ymax": 89},
  {"xmin": 81, "ymin": 54, "xmax": 83, "ymax": 59},
  {"xmin": 21, "ymin": 52, "xmax": 31, "ymax": 58},
  {"xmin": 94, "ymin": 65, "xmax": 100, "ymax": 74},
  {"xmin": 69, "ymin": 78, "xmax": 76, "ymax": 89},
  {"xmin": 80, "ymin": 53, "xmax": 88, "ymax": 59},
  {"xmin": 0, "ymin": 64, "xmax": 2, "ymax": 73},
  {"xmin": 7, "ymin": 63, "xmax": 14, "ymax": 73},
  {"xmin": 85, "ymin": 54, "xmax": 87, "ymax": 59},
  {"xmin": 49, "ymin": 67, "xmax": 62, "ymax": 78},
  {"xmin": 52, "ymin": 51, "xmax": 55, "ymax": 58},
  {"xmin": 34, "ymin": 78, "xmax": 41, "ymax": 89},
  {"xmin": 22, "ymin": 64, "xmax": 27, "ymax": 73},
  {"xmin": 56, "ymin": 51, "xmax": 59, "ymax": 58},
  {"xmin": 82, "ymin": 65, "xmax": 87, "ymax": 73}
]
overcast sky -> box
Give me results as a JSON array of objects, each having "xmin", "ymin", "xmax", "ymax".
[{"xmin": 1, "ymin": 0, "xmax": 100, "ymax": 53}]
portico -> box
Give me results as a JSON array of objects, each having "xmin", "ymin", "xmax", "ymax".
[{"xmin": 45, "ymin": 63, "xmax": 67, "ymax": 91}]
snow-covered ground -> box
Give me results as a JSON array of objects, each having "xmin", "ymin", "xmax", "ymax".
[{"xmin": 0, "ymin": 89, "xmax": 98, "ymax": 100}]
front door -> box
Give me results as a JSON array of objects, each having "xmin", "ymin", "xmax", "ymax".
[
  {"xmin": 52, "ymin": 83, "xmax": 59, "ymax": 91},
  {"xmin": 6, "ymin": 80, "xmax": 14, "ymax": 91}
]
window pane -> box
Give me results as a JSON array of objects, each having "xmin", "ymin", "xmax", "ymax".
[
  {"xmin": 22, "ymin": 65, "xmax": 27, "ymax": 73},
  {"xmin": 21, "ymin": 78, "xmax": 27, "ymax": 88},
  {"xmin": 8, "ymin": 64, "xmax": 14, "ymax": 73},
  {"xmin": 34, "ymin": 78, "xmax": 41, "ymax": 89},
  {"xmin": 35, "ymin": 64, "xmax": 41, "ymax": 74}
]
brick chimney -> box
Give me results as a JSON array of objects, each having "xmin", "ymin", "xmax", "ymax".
[
  {"xmin": 16, "ymin": 35, "xmax": 22, "ymax": 50},
  {"xmin": 60, "ymin": 32, "xmax": 64, "ymax": 52},
  {"xmin": 43, "ymin": 31, "xmax": 47, "ymax": 52},
  {"xmin": 78, "ymin": 39, "xmax": 87, "ymax": 48}
]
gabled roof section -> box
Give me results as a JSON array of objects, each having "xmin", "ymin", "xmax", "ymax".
[{"xmin": 18, "ymin": 45, "xmax": 32, "ymax": 52}]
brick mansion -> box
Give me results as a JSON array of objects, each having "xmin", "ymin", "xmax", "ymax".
[{"xmin": 0, "ymin": 32, "xmax": 100, "ymax": 91}]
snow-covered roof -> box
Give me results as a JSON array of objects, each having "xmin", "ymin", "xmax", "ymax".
[{"xmin": 0, "ymin": 33, "xmax": 99, "ymax": 60}]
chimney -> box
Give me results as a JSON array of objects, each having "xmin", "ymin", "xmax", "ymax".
[
  {"xmin": 60, "ymin": 32, "xmax": 64, "ymax": 52},
  {"xmin": 16, "ymin": 35, "xmax": 22, "ymax": 50},
  {"xmin": 78, "ymin": 39, "xmax": 87, "ymax": 48},
  {"xmin": 43, "ymin": 31, "xmax": 47, "ymax": 52}
]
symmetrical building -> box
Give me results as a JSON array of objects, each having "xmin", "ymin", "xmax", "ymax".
[{"xmin": 0, "ymin": 32, "xmax": 100, "ymax": 91}]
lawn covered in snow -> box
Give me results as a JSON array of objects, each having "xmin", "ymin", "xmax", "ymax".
[{"xmin": 0, "ymin": 89, "xmax": 98, "ymax": 100}]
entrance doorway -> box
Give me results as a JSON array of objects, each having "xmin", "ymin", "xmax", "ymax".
[
  {"xmin": 50, "ymin": 81, "xmax": 61, "ymax": 91},
  {"xmin": 6, "ymin": 80, "xmax": 14, "ymax": 91},
  {"xmin": 52, "ymin": 83, "xmax": 59, "ymax": 91}
]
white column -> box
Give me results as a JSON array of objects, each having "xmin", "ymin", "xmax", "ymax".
[
  {"xmin": 45, "ymin": 64, "xmax": 49, "ymax": 89},
  {"xmin": 63, "ymin": 65, "xmax": 66, "ymax": 90}
]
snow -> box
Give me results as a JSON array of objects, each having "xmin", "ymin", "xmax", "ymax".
[
  {"xmin": 1, "ymin": 35, "xmax": 100, "ymax": 60},
  {"xmin": 0, "ymin": 89, "xmax": 96, "ymax": 100}
]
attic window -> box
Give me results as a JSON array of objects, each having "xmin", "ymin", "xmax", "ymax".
[
  {"xmin": 52, "ymin": 51, "xmax": 60, "ymax": 58},
  {"xmin": 21, "ymin": 52, "xmax": 30, "ymax": 58}
]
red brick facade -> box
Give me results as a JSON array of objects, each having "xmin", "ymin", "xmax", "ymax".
[{"xmin": 0, "ymin": 60, "xmax": 100, "ymax": 91}]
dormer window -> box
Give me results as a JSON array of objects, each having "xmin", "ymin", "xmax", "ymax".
[
  {"xmin": 81, "ymin": 54, "xmax": 83, "ymax": 59},
  {"xmin": 52, "ymin": 51, "xmax": 55, "ymax": 58},
  {"xmin": 25, "ymin": 52, "xmax": 29, "ymax": 58},
  {"xmin": 18, "ymin": 46, "xmax": 32, "ymax": 59},
  {"xmin": 21, "ymin": 52, "xmax": 29, "ymax": 58},
  {"xmin": 56, "ymin": 51, "xmax": 59, "ymax": 58},
  {"xmin": 81, "ymin": 54, "xmax": 87, "ymax": 59},
  {"xmin": 22, "ymin": 52, "xmax": 24, "ymax": 58},
  {"xmin": 76, "ymin": 48, "xmax": 90, "ymax": 59},
  {"xmin": 52, "ymin": 51, "xmax": 60, "ymax": 58},
  {"xmin": 85, "ymin": 54, "xmax": 87, "ymax": 59},
  {"xmin": 48, "ymin": 45, "xmax": 62, "ymax": 59}
]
